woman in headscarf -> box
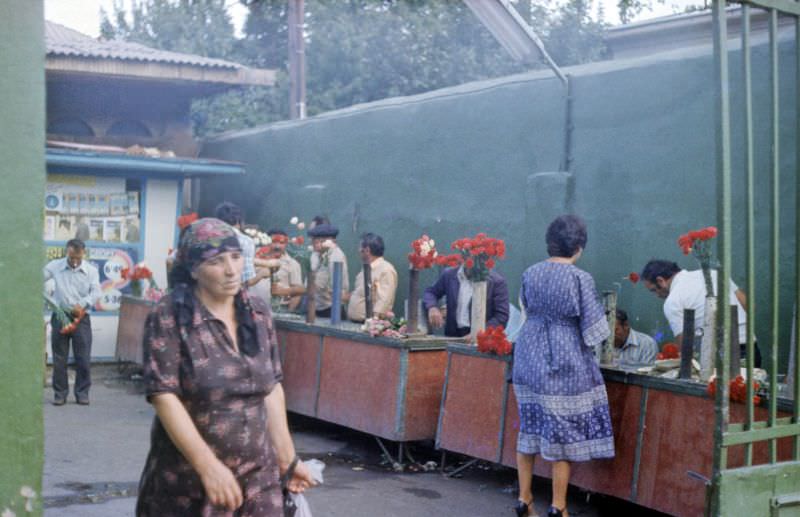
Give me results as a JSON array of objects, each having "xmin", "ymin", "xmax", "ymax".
[{"xmin": 136, "ymin": 218, "xmax": 315, "ymax": 516}]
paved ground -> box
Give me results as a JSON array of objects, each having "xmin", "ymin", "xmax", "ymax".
[{"xmin": 43, "ymin": 366, "xmax": 666, "ymax": 516}]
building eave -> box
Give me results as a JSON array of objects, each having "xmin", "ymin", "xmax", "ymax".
[
  {"xmin": 46, "ymin": 56, "xmax": 275, "ymax": 88},
  {"xmin": 46, "ymin": 148, "xmax": 246, "ymax": 178}
]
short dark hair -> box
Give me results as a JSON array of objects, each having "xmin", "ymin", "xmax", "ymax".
[
  {"xmin": 66, "ymin": 239, "xmax": 85, "ymax": 251},
  {"xmin": 641, "ymin": 260, "xmax": 681, "ymax": 283},
  {"xmin": 546, "ymin": 215, "xmax": 587, "ymax": 258},
  {"xmin": 615, "ymin": 309, "xmax": 629, "ymax": 324},
  {"xmin": 214, "ymin": 202, "xmax": 243, "ymax": 226},
  {"xmin": 360, "ymin": 232, "xmax": 384, "ymax": 257},
  {"xmin": 267, "ymin": 229, "xmax": 287, "ymax": 237}
]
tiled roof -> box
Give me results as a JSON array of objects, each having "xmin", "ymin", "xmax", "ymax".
[{"xmin": 45, "ymin": 20, "xmax": 241, "ymax": 70}]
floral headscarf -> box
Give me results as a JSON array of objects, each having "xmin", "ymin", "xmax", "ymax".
[
  {"xmin": 176, "ymin": 217, "xmax": 241, "ymax": 272},
  {"xmin": 170, "ymin": 217, "xmax": 261, "ymax": 357}
]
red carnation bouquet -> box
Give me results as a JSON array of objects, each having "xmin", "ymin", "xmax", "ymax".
[
  {"xmin": 677, "ymin": 226, "xmax": 718, "ymax": 295},
  {"xmin": 45, "ymin": 299, "xmax": 87, "ymax": 335},
  {"xmin": 477, "ymin": 325, "xmax": 512, "ymax": 355},
  {"xmin": 707, "ymin": 375, "xmax": 761, "ymax": 405},
  {"xmin": 437, "ymin": 233, "xmax": 506, "ymax": 281},
  {"xmin": 656, "ymin": 342, "xmax": 680, "ymax": 360},
  {"xmin": 434, "ymin": 253, "xmax": 464, "ymax": 268},
  {"xmin": 122, "ymin": 262, "xmax": 158, "ymax": 298},
  {"xmin": 408, "ymin": 235, "xmax": 438, "ymax": 270}
]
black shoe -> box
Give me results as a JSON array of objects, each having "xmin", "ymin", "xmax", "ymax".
[
  {"xmin": 52, "ymin": 397, "xmax": 66, "ymax": 406},
  {"xmin": 547, "ymin": 506, "xmax": 563, "ymax": 517},
  {"xmin": 515, "ymin": 500, "xmax": 532, "ymax": 517}
]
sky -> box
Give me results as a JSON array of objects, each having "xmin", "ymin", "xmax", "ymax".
[{"xmin": 44, "ymin": 0, "xmax": 701, "ymax": 38}]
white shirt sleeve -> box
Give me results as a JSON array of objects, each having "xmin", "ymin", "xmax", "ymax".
[{"xmin": 663, "ymin": 295, "xmax": 685, "ymax": 338}]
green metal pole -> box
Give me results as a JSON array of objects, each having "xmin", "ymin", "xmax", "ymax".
[
  {"xmin": 712, "ymin": 0, "xmax": 732, "ymax": 503},
  {"xmin": 769, "ymin": 8, "xmax": 780, "ymax": 464},
  {"xmin": 0, "ymin": 1, "xmax": 45, "ymax": 516},
  {"xmin": 795, "ymin": 14, "xmax": 800, "ymax": 462},
  {"xmin": 742, "ymin": 4, "xmax": 755, "ymax": 467}
]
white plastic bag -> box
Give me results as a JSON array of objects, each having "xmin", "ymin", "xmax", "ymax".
[{"xmin": 288, "ymin": 459, "xmax": 325, "ymax": 517}]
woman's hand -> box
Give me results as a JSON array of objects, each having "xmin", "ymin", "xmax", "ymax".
[
  {"xmin": 198, "ymin": 458, "xmax": 243, "ymax": 511},
  {"xmin": 150, "ymin": 394, "xmax": 243, "ymax": 511},
  {"xmin": 284, "ymin": 460, "xmax": 318, "ymax": 494}
]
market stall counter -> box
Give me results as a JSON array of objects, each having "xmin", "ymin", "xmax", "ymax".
[
  {"xmin": 274, "ymin": 315, "xmax": 456, "ymax": 444},
  {"xmin": 436, "ymin": 343, "xmax": 796, "ymax": 517}
]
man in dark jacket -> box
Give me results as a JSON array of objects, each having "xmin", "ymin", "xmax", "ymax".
[{"xmin": 422, "ymin": 266, "xmax": 509, "ymax": 337}]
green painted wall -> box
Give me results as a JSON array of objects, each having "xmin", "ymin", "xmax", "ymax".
[
  {"xmin": 0, "ymin": 1, "xmax": 45, "ymax": 515},
  {"xmin": 201, "ymin": 37, "xmax": 798, "ymax": 371}
]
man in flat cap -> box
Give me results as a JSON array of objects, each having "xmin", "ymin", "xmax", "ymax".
[{"xmin": 308, "ymin": 223, "xmax": 349, "ymax": 318}]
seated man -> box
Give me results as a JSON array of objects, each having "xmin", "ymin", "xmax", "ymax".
[
  {"xmin": 308, "ymin": 223, "xmax": 349, "ymax": 318},
  {"xmin": 614, "ymin": 309, "xmax": 658, "ymax": 366},
  {"xmin": 347, "ymin": 233, "xmax": 398, "ymax": 322},
  {"xmin": 267, "ymin": 229, "xmax": 305, "ymax": 311},
  {"xmin": 422, "ymin": 265, "xmax": 509, "ymax": 337}
]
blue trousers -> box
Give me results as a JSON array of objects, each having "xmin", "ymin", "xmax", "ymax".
[{"xmin": 51, "ymin": 314, "xmax": 92, "ymax": 400}]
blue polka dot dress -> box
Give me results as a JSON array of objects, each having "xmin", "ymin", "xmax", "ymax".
[{"xmin": 513, "ymin": 261, "xmax": 615, "ymax": 462}]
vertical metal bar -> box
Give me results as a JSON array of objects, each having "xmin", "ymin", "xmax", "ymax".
[
  {"xmin": 435, "ymin": 349, "xmax": 453, "ymax": 450},
  {"xmin": 794, "ymin": 14, "xmax": 800, "ymax": 462},
  {"xmin": 407, "ymin": 268, "xmax": 420, "ymax": 333},
  {"xmin": 497, "ymin": 365, "xmax": 510, "ymax": 464},
  {"xmin": 742, "ymin": 3, "xmax": 755, "ymax": 468},
  {"xmin": 630, "ymin": 387, "xmax": 649, "ymax": 503},
  {"xmin": 711, "ymin": 8, "xmax": 732, "ymax": 515},
  {"xmin": 769, "ymin": 8, "xmax": 780, "ymax": 464},
  {"xmin": 363, "ymin": 261, "xmax": 373, "ymax": 320},
  {"xmin": 560, "ymin": 76, "xmax": 574, "ymax": 173},
  {"xmin": 306, "ymin": 268, "xmax": 316, "ymax": 324},
  {"xmin": 680, "ymin": 309, "xmax": 695, "ymax": 379},
  {"xmin": 330, "ymin": 261, "xmax": 343, "ymax": 325},
  {"xmin": 730, "ymin": 306, "xmax": 740, "ymax": 379},
  {"xmin": 602, "ymin": 291, "xmax": 617, "ymax": 365}
]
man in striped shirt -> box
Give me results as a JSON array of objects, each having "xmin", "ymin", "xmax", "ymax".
[{"xmin": 43, "ymin": 239, "xmax": 100, "ymax": 405}]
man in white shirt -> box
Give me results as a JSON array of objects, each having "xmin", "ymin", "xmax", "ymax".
[
  {"xmin": 215, "ymin": 202, "xmax": 271, "ymax": 290},
  {"xmin": 641, "ymin": 259, "xmax": 761, "ymax": 367}
]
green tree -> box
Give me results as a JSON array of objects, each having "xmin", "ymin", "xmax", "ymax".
[
  {"xmin": 100, "ymin": 0, "xmax": 664, "ymax": 136},
  {"xmin": 100, "ymin": 0, "xmax": 237, "ymax": 59},
  {"xmin": 100, "ymin": 0, "xmax": 283, "ymax": 136}
]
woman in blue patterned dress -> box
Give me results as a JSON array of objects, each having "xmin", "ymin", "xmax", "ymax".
[{"xmin": 513, "ymin": 215, "xmax": 615, "ymax": 517}]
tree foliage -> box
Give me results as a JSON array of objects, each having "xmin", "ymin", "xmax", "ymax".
[{"xmin": 99, "ymin": 0, "xmax": 631, "ymax": 136}]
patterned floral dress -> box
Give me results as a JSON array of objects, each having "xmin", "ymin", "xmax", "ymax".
[
  {"xmin": 513, "ymin": 261, "xmax": 615, "ymax": 462},
  {"xmin": 136, "ymin": 291, "xmax": 284, "ymax": 517}
]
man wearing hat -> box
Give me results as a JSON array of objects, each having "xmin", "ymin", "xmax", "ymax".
[{"xmin": 308, "ymin": 223, "xmax": 349, "ymax": 318}]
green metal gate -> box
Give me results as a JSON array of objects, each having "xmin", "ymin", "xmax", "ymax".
[{"xmin": 711, "ymin": 1, "xmax": 800, "ymax": 515}]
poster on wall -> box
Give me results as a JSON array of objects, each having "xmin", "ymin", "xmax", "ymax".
[
  {"xmin": 45, "ymin": 245, "xmax": 139, "ymax": 313},
  {"xmin": 44, "ymin": 174, "xmax": 141, "ymax": 244}
]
